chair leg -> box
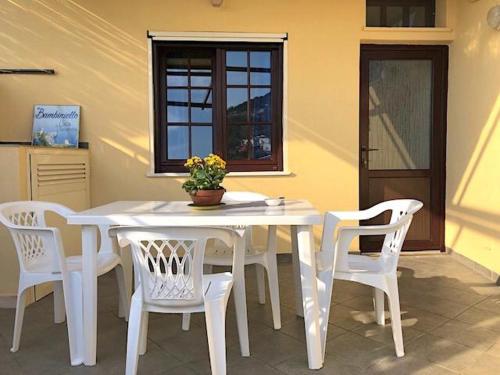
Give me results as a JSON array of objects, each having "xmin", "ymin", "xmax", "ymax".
[
  {"xmin": 126, "ymin": 295, "xmax": 144, "ymax": 375},
  {"xmin": 116, "ymin": 265, "xmax": 130, "ymax": 321},
  {"xmin": 265, "ymin": 258, "xmax": 281, "ymax": 330},
  {"xmin": 138, "ymin": 311, "xmax": 149, "ymax": 355},
  {"xmin": 65, "ymin": 272, "xmax": 84, "ymax": 366},
  {"xmin": 11, "ymin": 287, "xmax": 28, "ymax": 352},
  {"xmin": 182, "ymin": 313, "xmax": 191, "ymax": 331},
  {"xmin": 205, "ymin": 301, "xmax": 228, "ymax": 375},
  {"xmin": 255, "ymin": 264, "xmax": 266, "ymax": 305},
  {"xmin": 53, "ymin": 281, "xmax": 66, "ymax": 323},
  {"xmin": 373, "ymin": 287, "xmax": 385, "ymax": 326},
  {"xmin": 386, "ymin": 278, "xmax": 404, "ymax": 357}
]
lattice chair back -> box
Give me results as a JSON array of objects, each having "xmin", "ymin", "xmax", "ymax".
[
  {"xmin": 379, "ymin": 199, "xmax": 423, "ymax": 271},
  {"xmin": 0, "ymin": 201, "xmax": 71, "ymax": 273},
  {"xmin": 117, "ymin": 227, "xmax": 237, "ymax": 308}
]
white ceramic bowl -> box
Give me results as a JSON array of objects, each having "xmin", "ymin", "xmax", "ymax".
[{"xmin": 264, "ymin": 197, "xmax": 284, "ymax": 206}]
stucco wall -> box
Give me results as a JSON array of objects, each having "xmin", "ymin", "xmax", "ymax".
[
  {"xmin": 1, "ymin": 0, "xmax": 497, "ymax": 279},
  {"xmin": 446, "ymin": 0, "xmax": 500, "ymax": 275}
]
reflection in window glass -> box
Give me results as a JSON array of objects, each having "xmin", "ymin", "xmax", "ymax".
[
  {"xmin": 167, "ymin": 104, "xmax": 188, "ymax": 122},
  {"xmin": 166, "ymin": 58, "xmax": 188, "ymax": 86},
  {"xmin": 252, "ymin": 125, "xmax": 272, "ymax": 160},
  {"xmin": 191, "ymin": 90, "xmax": 212, "ymax": 123},
  {"xmin": 227, "ymin": 88, "xmax": 248, "ymax": 123},
  {"xmin": 226, "ymin": 51, "xmax": 247, "ymax": 67},
  {"xmin": 250, "ymin": 88, "xmax": 271, "ymax": 122},
  {"xmin": 387, "ymin": 6, "xmax": 404, "ymax": 26},
  {"xmin": 167, "ymin": 126, "xmax": 189, "ymax": 159},
  {"xmin": 366, "ymin": 5, "xmax": 381, "ymax": 26},
  {"xmin": 250, "ymin": 72, "xmax": 271, "ymax": 85},
  {"xmin": 228, "ymin": 126, "xmax": 248, "ymax": 160},
  {"xmin": 192, "ymin": 126, "xmax": 213, "ymax": 157},
  {"xmin": 227, "ymin": 70, "xmax": 247, "ymax": 85},
  {"xmin": 250, "ymin": 52, "xmax": 271, "ymax": 68},
  {"xmin": 409, "ymin": 6, "xmax": 426, "ymax": 26}
]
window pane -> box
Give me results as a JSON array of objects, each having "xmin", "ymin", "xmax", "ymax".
[
  {"xmin": 167, "ymin": 88, "xmax": 189, "ymax": 123},
  {"xmin": 227, "ymin": 88, "xmax": 248, "ymax": 124},
  {"xmin": 366, "ymin": 5, "xmax": 381, "ymax": 26},
  {"xmin": 228, "ymin": 126, "xmax": 249, "ymax": 160},
  {"xmin": 191, "ymin": 58, "xmax": 212, "ymax": 87},
  {"xmin": 167, "ymin": 126, "xmax": 189, "ymax": 159},
  {"xmin": 409, "ymin": 6, "xmax": 426, "ymax": 27},
  {"xmin": 226, "ymin": 51, "xmax": 247, "ymax": 67},
  {"xmin": 250, "ymin": 52, "xmax": 271, "ymax": 68},
  {"xmin": 191, "ymin": 89, "xmax": 212, "ymax": 123},
  {"xmin": 250, "ymin": 88, "xmax": 271, "ymax": 122},
  {"xmin": 387, "ymin": 6, "xmax": 404, "ymax": 27},
  {"xmin": 368, "ymin": 60, "xmax": 432, "ymax": 170},
  {"xmin": 250, "ymin": 72, "xmax": 271, "ymax": 85},
  {"xmin": 166, "ymin": 58, "xmax": 188, "ymax": 86},
  {"xmin": 252, "ymin": 125, "xmax": 272, "ymax": 160},
  {"xmin": 227, "ymin": 70, "xmax": 247, "ymax": 85},
  {"xmin": 192, "ymin": 126, "xmax": 212, "ymax": 157}
]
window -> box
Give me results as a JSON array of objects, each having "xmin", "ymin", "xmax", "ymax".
[
  {"xmin": 152, "ymin": 41, "xmax": 283, "ymax": 173},
  {"xmin": 366, "ymin": 0, "xmax": 435, "ymax": 27}
]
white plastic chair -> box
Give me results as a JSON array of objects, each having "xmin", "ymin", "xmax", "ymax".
[
  {"xmin": 116, "ymin": 226, "xmax": 240, "ymax": 375},
  {"xmin": 0, "ymin": 201, "xmax": 130, "ymax": 364},
  {"xmin": 317, "ymin": 199, "xmax": 423, "ymax": 358},
  {"xmin": 200, "ymin": 191, "xmax": 281, "ymax": 329}
]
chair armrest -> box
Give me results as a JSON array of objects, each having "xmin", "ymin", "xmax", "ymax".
[
  {"xmin": 338, "ymin": 216, "xmax": 411, "ymax": 237},
  {"xmin": 44, "ymin": 203, "xmax": 76, "ymax": 219},
  {"xmin": 327, "ymin": 206, "xmax": 389, "ymax": 222}
]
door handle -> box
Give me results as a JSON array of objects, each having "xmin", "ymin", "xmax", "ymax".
[{"xmin": 361, "ymin": 147, "xmax": 380, "ymax": 168}]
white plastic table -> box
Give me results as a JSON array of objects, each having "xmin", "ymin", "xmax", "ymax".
[{"xmin": 67, "ymin": 200, "xmax": 324, "ymax": 369}]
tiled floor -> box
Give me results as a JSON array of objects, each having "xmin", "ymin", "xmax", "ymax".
[{"xmin": 0, "ymin": 254, "xmax": 499, "ymax": 374}]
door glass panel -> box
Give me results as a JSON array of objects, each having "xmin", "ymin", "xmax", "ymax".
[{"xmin": 368, "ymin": 60, "xmax": 432, "ymax": 170}]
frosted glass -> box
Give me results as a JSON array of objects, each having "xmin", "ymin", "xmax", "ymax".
[{"xmin": 368, "ymin": 60, "xmax": 432, "ymax": 170}]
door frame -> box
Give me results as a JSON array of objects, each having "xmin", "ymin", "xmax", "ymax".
[{"xmin": 359, "ymin": 44, "xmax": 448, "ymax": 252}]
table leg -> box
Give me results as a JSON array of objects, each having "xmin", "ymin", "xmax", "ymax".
[
  {"xmin": 82, "ymin": 225, "xmax": 98, "ymax": 366},
  {"xmin": 290, "ymin": 226, "xmax": 304, "ymax": 317},
  {"xmin": 232, "ymin": 230, "xmax": 249, "ymax": 357},
  {"xmin": 296, "ymin": 225, "xmax": 323, "ymax": 370}
]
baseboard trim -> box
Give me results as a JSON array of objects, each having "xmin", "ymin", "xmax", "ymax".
[
  {"xmin": 0, "ymin": 294, "xmax": 17, "ymax": 309},
  {"xmin": 446, "ymin": 247, "xmax": 500, "ymax": 285}
]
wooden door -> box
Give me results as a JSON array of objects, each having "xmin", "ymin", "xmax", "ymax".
[{"xmin": 359, "ymin": 45, "xmax": 447, "ymax": 251}]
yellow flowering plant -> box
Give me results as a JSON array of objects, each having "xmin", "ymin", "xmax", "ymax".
[{"xmin": 182, "ymin": 154, "xmax": 227, "ymax": 194}]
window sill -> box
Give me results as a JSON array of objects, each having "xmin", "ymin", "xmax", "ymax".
[{"xmin": 147, "ymin": 170, "xmax": 293, "ymax": 178}]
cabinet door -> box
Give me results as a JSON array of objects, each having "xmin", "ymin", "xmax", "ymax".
[{"xmin": 29, "ymin": 150, "xmax": 90, "ymax": 300}]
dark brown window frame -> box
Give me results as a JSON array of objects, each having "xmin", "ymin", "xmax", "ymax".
[
  {"xmin": 152, "ymin": 41, "xmax": 284, "ymax": 173},
  {"xmin": 366, "ymin": 0, "xmax": 436, "ymax": 27}
]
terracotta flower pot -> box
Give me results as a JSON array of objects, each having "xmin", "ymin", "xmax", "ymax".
[{"xmin": 190, "ymin": 188, "xmax": 225, "ymax": 206}]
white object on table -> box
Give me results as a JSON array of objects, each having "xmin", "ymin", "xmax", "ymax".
[
  {"xmin": 116, "ymin": 226, "xmax": 241, "ymax": 375},
  {"xmin": 0, "ymin": 201, "xmax": 129, "ymax": 366},
  {"xmin": 67, "ymin": 200, "xmax": 324, "ymax": 369}
]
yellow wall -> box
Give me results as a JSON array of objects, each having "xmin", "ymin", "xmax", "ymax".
[
  {"xmin": 0, "ymin": 0, "xmax": 366, "ymax": 251},
  {"xmin": 446, "ymin": 0, "xmax": 500, "ymax": 275},
  {"xmin": 1, "ymin": 0, "xmax": 497, "ymax": 276}
]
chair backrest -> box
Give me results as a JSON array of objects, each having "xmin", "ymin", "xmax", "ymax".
[
  {"xmin": 378, "ymin": 199, "xmax": 423, "ymax": 269},
  {"xmin": 0, "ymin": 201, "xmax": 71, "ymax": 273},
  {"xmin": 221, "ymin": 192, "xmax": 268, "ymax": 248},
  {"xmin": 116, "ymin": 227, "xmax": 237, "ymax": 308}
]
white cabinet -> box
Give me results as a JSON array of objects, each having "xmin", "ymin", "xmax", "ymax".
[{"xmin": 0, "ymin": 145, "xmax": 90, "ymax": 305}]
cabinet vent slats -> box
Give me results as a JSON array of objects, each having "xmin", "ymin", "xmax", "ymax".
[{"xmin": 36, "ymin": 163, "xmax": 86, "ymax": 187}]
